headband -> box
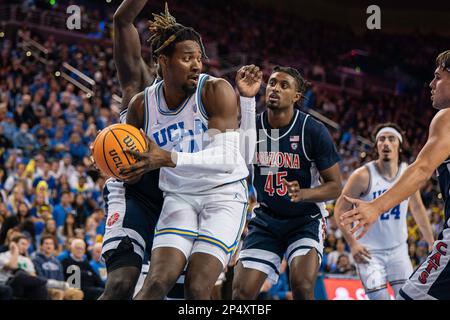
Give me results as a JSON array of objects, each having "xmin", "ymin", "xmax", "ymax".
[{"xmin": 376, "ymin": 127, "xmax": 403, "ymax": 143}]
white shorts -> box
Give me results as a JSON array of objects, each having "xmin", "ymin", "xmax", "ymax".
[
  {"xmin": 356, "ymin": 242, "xmax": 413, "ymax": 295},
  {"xmin": 398, "ymin": 228, "xmax": 450, "ymax": 300},
  {"xmin": 152, "ymin": 179, "xmax": 248, "ymax": 269}
]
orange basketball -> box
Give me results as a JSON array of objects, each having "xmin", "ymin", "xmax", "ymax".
[{"xmin": 92, "ymin": 124, "xmax": 147, "ymax": 179}]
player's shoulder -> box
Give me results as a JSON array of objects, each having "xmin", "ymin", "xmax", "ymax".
[
  {"xmin": 302, "ymin": 112, "xmax": 328, "ymax": 132},
  {"xmin": 431, "ymin": 108, "xmax": 450, "ymax": 131},
  {"xmin": 348, "ymin": 164, "xmax": 371, "ymax": 186},
  {"xmin": 203, "ymin": 74, "xmax": 233, "ymax": 93}
]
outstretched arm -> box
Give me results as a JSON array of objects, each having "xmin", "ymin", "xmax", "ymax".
[
  {"xmin": 113, "ymin": 0, "xmax": 154, "ymax": 108},
  {"xmin": 409, "ymin": 190, "xmax": 435, "ymax": 250},
  {"xmin": 235, "ymin": 65, "xmax": 262, "ymax": 164},
  {"xmin": 341, "ymin": 109, "xmax": 450, "ymax": 238},
  {"xmin": 334, "ymin": 167, "xmax": 372, "ymax": 263}
]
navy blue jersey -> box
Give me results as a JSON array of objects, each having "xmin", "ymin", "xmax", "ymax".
[
  {"xmin": 253, "ymin": 110, "xmax": 340, "ymax": 218},
  {"xmin": 437, "ymin": 159, "xmax": 450, "ymax": 233}
]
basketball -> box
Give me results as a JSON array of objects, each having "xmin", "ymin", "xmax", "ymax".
[{"xmin": 92, "ymin": 124, "xmax": 148, "ymax": 179}]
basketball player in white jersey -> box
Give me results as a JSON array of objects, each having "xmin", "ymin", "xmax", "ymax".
[
  {"xmin": 117, "ymin": 9, "xmax": 261, "ymax": 299},
  {"xmin": 335, "ymin": 123, "xmax": 434, "ymax": 299}
]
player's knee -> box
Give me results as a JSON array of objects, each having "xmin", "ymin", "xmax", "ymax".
[
  {"xmin": 291, "ymin": 278, "xmax": 314, "ymax": 300},
  {"xmin": 102, "ymin": 275, "xmax": 136, "ymax": 299},
  {"xmin": 144, "ymin": 275, "xmax": 171, "ymax": 296},
  {"xmin": 184, "ymin": 278, "xmax": 212, "ymax": 300},
  {"xmin": 232, "ymin": 285, "xmax": 256, "ymax": 300}
]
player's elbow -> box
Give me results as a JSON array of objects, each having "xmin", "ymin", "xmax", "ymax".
[
  {"xmin": 331, "ymin": 182, "xmax": 343, "ymax": 200},
  {"xmin": 113, "ymin": 11, "xmax": 130, "ymax": 27},
  {"xmin": 414, "ymin": 163, "xmax": 433, "ymax": 188}
]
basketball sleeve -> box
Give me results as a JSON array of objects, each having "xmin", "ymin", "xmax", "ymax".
[
  {"xmin": 306, "ymin": 119, "xmax": 341, "ymax": 171},
  {"xmin": 239, "ymin": 96, "xmax": 257, "ymax": 164},
  {"xmin": 175, "ymin": 131, "xmax": 246, "ymax": 173}
]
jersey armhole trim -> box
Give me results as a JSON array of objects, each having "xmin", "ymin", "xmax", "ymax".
[
  {"xmin": 196, "ymin": 74, "xmax": 210, "ymax": 120},
  {"xmin": 302, "ymin": 114, "xmax": 313, "ymax": 162},
  {"xmin": 144, "ymin": 87, "xmax": 149, "ymax": 133},
  {"xmin": 360, "ymin": 164, "xmax": 372, "ymax": 198}
]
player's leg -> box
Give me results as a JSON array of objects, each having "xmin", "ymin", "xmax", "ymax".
[
  {"xmin": 386, "ymin": 243, "xmax": 414, "ymax": 298},
  {"xmin": 232, "ymin": 207, "xmax": 284, "ymax": 300},
  {"xmin": 187, "ymin": 182, "xmax": 249, "ymax": 299},
  {"xmin": 134, "ymin": 194, "xmax": 197, "ymax": 300},
  {"xmin": 232, "ymin": 261, "xmax": 268, "ymax": 300},
  {"xmin": 286, "ymin": 217, "xmax": 326, "ymax": 300},
  {"xmin": 355, "ymin": 250, "xmax": 390, "ymax": 300},
  {"xmin": 289, "ymin": 249, "xmax": 320, "ymax": 300},
  {"xmin": 398, "ymin": 229, "xmax": 450, "ymax": 300},
  {"xmin": 99, "ymin": 179, "xmax": 146, "ymax": 299},
  {"xmin": 184, "ymin": 252, "xmax": 224, "ymax": 300}
]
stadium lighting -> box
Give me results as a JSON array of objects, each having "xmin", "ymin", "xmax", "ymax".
[
  {"xmin": 0, "ymin": 32, "xmax": 4, "ymax": 38},
  {"xmin": 26, "ymin": 51, "xmax": 32, "ymax": 57},
  {"xmin": 55, "ymin": 71, "xmax": 61, "ymax": 77}
]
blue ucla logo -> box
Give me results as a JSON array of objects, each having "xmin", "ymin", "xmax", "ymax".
[{"xmin": 152, "ymin": 118, "xmax": 207, "ymax": 153}]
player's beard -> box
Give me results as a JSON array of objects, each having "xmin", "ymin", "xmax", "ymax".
[{"xmin": 182, "ymin": 83, "xmax": 197, "ymax": 95}]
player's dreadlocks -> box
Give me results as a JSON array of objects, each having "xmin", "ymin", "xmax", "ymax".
[
  {"xmin": 148, "ymin": 3, "xmax": 208, "ymax": 60},
  {"xmin": 436, "ymin": 50, "xmax": 450, "ymax": 72}
]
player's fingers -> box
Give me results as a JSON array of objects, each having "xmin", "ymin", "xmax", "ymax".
[
  {"xmin": 119, "ymin": 161, "xmax": 146, "ymax": 175},
  {"xmin": 349, "ymin": 220, "xmax": 363, "ymax": 234},
  {"xmin": 340, "ymin": 214, "xmax": 359, "ymax": 228},
  {"xmin": 361, "ymin": 247, "xmax": 371, "ymax": 259},
  {"xmin": 122, "ymin": 147, "xmax": 144, "ymax": 160},
  {"xmin": 343, "ymin": 195, "xmax": 359, "ymax": 206},
  {"xmin": 339, "ymin": 208, "xmax": 359, "ymax": 221},
  {"xmin": 281, "ymin": 178, "xmax": 293, "ymax": 187}
]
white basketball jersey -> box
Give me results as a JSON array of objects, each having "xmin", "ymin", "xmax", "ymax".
[
  {"xmin": 143, "ymin": 73, "xmax": 248, "ymax": 193},
  {"xmin": 357, "ymin": 161, "xmax": 409, "ymax": 250}
]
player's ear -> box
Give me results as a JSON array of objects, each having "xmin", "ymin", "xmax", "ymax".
[
  {"xmin": 158, "ymin": 55, "xmax": 169, "ymax": 69},
  {"xmin": 292, "ymin": 92, "xmax": 301, "ymax": 104}
]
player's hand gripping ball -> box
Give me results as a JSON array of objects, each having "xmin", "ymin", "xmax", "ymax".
[{"xmin": 92, "ymin": 124, "xmax": 148, "ymax": 179}]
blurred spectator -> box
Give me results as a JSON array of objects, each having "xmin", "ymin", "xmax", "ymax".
[
  {"xmin": 326, "ymin": 239, "xmax": 354, "ymax": 272},
  {"xmin": 89, "ymin": 242, "xmax": 106, "ymax": 284},
  {"xmin": 13, "ymin": 123, "xmax": 38, "ymax": 157},
  {"xmin": 52, "ymin": 191, "xmax": 73, "ymax": 228},
  {"xmin": 0, "ymin": 234, "xmax": 47, "ymax": 299},
  {"xmin": 0, "ymin": 201, "xmax": 35, "ymax": 248},
  {"xmin": 61, "ymin": 239, "xmax": 104, "ymax": 300},
  {"xmin": 332, "ymin": 254, "xmax": 357, "ymax": 276},
  {"xmin": 32, "ymin": 235, "xmax": 83, "ymax": 300}
]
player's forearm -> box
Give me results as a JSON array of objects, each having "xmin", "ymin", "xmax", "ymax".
[
  {"xmin": 172, "ymin": 131, "xmax": 245, "ymax": 173},
  {"xmin": 373, "ymin": 162, "xmax": 431, "ymax": 215},
  {"xmin": 300, "ymin": 181, "xmax": 342, "ymax": 203},
  {"xmin": 239, "ymin": 96, "xmax": 256, "ymax": 164},
  {"xmin": 113, "ymin": 0, "xmax": 148, "ymax": 25}
]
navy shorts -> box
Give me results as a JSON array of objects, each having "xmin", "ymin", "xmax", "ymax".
[
  {"xmin": 101, "ymin": 175, "xmax": 163, "ymax": 271},
  {"xmin": 238, "ymin": 205, "xmax": 326, "ymax": 283}
]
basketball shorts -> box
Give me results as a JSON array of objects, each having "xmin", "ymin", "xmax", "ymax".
[
  {"xmin": 152, "ymin": 179, "xmax": 248, "ymax": 269},
  {"xmin": 356, "ymin": 242, "xmax": 413, "ymax": 297},
  {"xmin": 101, "ymin": 178, "xmax": 162, "ymax": 271},
  {"xmin": 238, "ymin": 205, "xmax": 326, "ymax": 284},
  {"xmin": 398, "ymin": 227, "xmax": 450, "ymax": 300}
]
